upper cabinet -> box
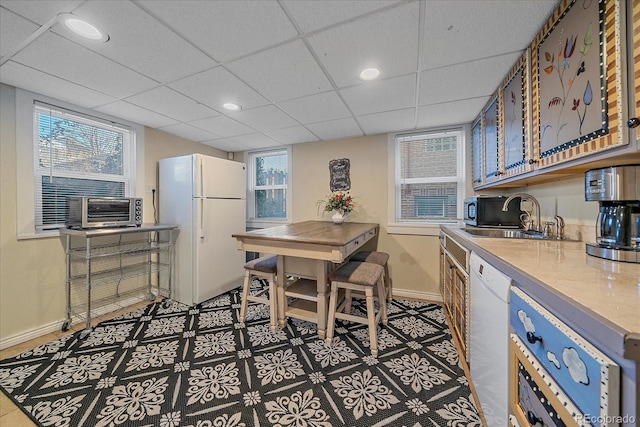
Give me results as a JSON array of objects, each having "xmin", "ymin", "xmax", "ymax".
[
  {"xmin": 631, "ymin": 0, "xmax": 640, "ymax": 145},
  {"xmin": 473, "ymin": 0, "xmax": 638, "ymax": 190},
  {"xmin": 532, "ymin": 0, "xmax": 625, "ymax": 168},
  {"xmin": 500, "ymin": 50, "xmax": 533, "ymax": 178}
]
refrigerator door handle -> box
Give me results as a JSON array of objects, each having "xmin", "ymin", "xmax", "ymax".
[
  {"xmin": 199, "ymin": 157, "xmax": 204, "ymax": 198},
  {"xmin": 199, "ymin": 198, "xmax": 205, "ymax": 239}
]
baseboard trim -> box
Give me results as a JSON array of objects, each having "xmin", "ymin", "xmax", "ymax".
[
  {"xmin": 392, "ymin": 289, "xmax": 443, "ymax": 303},
  {"xmin": 0, "ymin": 294, "xmax": 150, "ymax": 350}
]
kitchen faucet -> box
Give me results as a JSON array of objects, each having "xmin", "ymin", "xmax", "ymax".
[{"xmin": 502, "ymin": 193, "xmax": 541, "ymax": 232}]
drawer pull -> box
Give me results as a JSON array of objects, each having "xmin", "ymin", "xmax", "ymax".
[
  {"xmin": 527, "ymin": 411, "xmax": 543, "ymax": 425},
  {"xmin": 355, "ymin": 240, "xmax": 359, "ymax": 245},
  {"xmin": 526, "ymin": 331, "xmax": 542, "ymax": 344}
]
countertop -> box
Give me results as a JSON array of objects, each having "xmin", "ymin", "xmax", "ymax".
[{"xmin": 441, "ymin": 226, "xmax": 640, "ymax": 361}]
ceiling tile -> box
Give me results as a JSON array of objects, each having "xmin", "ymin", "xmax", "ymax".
[
  {"xmin": 227, "ymin": 105, "xmax": 299, "ymax": 132},
  {"xmin": 189, "ymin": 115, "xmax": 255, "ymax": 138},
  {"xmin": 308, "ymin": 2, "xmax": 419, "ymax": 88},
  {"xmin": 0, "ymin": 61, "xmax": 117, "ymax": 108},
  {"xmin": 137, "ymin": 0, "xmax": 298, "ymax": 62},
  {"xmin": 418, "ymin": 52, "xmax": 521, "ymax": 106},
  {"xmin": 416, "ymin": 97, "xmax": 491, "ymax": 129},
  {"xmin": 10, "ymin": 32, "xmax": 157, "ymax": 98},
  {"xmin": 95, "ymin": 100, "xmax": 179, "ymax": 129},
  {"xmin": 227, "ymin": 40, "xmax": 333, "ymax": 103},
  {"xmin": 277, "ymin": 91, "xmax": 351, "ymax": 124},
  {"xmin": 230, "ymin": 133, "xmax": 282, "ymax": 150},
  {"xmin": 0, "ymin": 7, "xmax": 38, "ymax": 57},
  {"xmin": 0, "ymin": 0, "xmax": 83, "ymax": 25},
  {"xmin": 422, "ymin": 1, "xmax": 558, "ymax": 70},
  {"xmin": 125, "ymin": 86, "xmax": 218, "ymax": 122},
  {"xmin": 63, "ymin": 1, "xmax": 216, "ymax": 83},
  {"xmin": 357, "ymin": 108, "xmax": 416, "ymax": 135},
  {"xmin": 306, "ymin": 118, "xmax": 363, "ymax": 141},
  {"xmin": 158, "ymin": 123, "xmax": 220, "ymax": 142},
  {"xmin": 265, "ymin": 126, "xmax": 319, "ymax": 145},
  {"xmin": 340, "ymin": 74, "xmax": 416, "ymax": 116},
  {"xmin": 169, "ymin": 67, "xmax": 269, "ymax": 112},
  {"xmin": 282, "ymin": 0, "xmax": 400, "ymax": 33}
]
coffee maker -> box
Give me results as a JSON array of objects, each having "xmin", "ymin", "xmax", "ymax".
[{"xmin": 585, "ymin": 165, "xmax": 640, "ymax": 263}]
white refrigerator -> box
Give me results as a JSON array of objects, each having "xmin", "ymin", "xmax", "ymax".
[{"xmin": 159, "ymin": 154, "xmax": 247, "ymax": 306}]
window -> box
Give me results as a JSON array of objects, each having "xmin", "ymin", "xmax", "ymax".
[
  {"xmin": 388, "ymin": 127, "xmax": 465, "ymax": 234},
  {"xmin": 247, "ymin": 147, "xmax": 291, "ymax": 225},
  {"xmin": 32, "ymin": 102, "xmax": 134, "ymax": 232}
]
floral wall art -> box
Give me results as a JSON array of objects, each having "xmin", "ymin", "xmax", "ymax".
[{"xmin": 536, "ymin": 0, "xmax": 607, "ymax": 158}]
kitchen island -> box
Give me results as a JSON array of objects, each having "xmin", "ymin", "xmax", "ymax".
[{"xmin": 441, "ymin": 225, "xmax": 639, "ymax": 425}]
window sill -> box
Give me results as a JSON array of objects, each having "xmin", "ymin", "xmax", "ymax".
[
  {"xmin": 246, "ymin": 219, "xmax": 289, "ymax": 230},
  {"xmin": 387, "ymin": 221, "xmax": 462, "ymax": 236}
]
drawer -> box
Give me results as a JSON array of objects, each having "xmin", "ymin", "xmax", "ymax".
[
  {"xmin": 344, "ymin": 232, "xmax": 368, "ymax": 256},
  {"xmin": 511, "ymin": 335, "xmax": 582, "ymax": 427},
  {"xmin": 510, "ymin": 288, "xmax": 619, "ymax": 425}
]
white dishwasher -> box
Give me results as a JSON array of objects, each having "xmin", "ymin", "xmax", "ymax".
[{"xmin": 469, "ymin": 252, "xmax": 512, "ymax": 427}]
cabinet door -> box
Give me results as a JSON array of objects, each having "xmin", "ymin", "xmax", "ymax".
[
  {"xmin": 532, "ymin": 0, "xmax": 625, "ymax": 168},
  {"xmin": 483, "ymin": 95, "xmax": 501, "ymax": 183},
  {"xmin": 453, "ymin": 266, "xmax": 468, "ymax": 355},
  {"xmin": 500, "ymin": 50, "xmax": 533, "ymax": 178},
  {"xmin": 471, "ymin": 116, "xmax": 484, "ymax": 188},
  {"xmin": 631, "ymin": 0, "xmax": 640, "ymax": 146}
]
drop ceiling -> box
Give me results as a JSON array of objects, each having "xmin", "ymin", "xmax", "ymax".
[{"xmin": 0, "ymin": 0, "xmax": 560, "ymax": 152}]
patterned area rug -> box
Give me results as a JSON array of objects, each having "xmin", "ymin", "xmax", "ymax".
[{"xmin": 0, "ymin": 281, "xmax": 481, "ymax": 427}]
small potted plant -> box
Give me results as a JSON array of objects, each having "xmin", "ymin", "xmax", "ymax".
[{"xmin": 318, "ymin": 191, "xmax": 356, "ymax": 224}]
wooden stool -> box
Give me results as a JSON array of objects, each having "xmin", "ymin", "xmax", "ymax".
[
  {"xmin": 326, "ymin": 261, "xmax": 388, "ymax": 357},
  {"xmin": 239, "ymin": 255, "xmax": 278, "ymax": 332},
  {"xmin": 350, "ymin": 251, "xmax": 392, "ymax": 303}
]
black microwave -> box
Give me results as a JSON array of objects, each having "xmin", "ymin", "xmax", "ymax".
[{"xmin": 464, "ymin": 196, "xmax": 522, "ymax": 227}]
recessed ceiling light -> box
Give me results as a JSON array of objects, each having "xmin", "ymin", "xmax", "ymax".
[
  {"xmin": 358, "ymin": 67, "xmax": 381, "ymax": 81},
  {"xmin": 58, "ymin": 13, "xmax": 109, "ymax": 42},
  {"xmin": 223, "ymin": 103, "xmax": 242, "ymax": 111}
]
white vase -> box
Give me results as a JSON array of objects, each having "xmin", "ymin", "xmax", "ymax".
[{"xmin": 331, "ymin": 211, "xmax": 345, "ymax": 224}]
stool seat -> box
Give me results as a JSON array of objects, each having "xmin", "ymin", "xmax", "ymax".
[
  {"xmin": 329, "ymin": 262, "xmax": 384, "ymax": 286},
  {"xmin": 350, "ymin": 251, "xmax": 392, "ymax": 303},
  {"xmin": 350, "ymin": 251, "xmax": 389, "ymax": 266},
  {"xmin": 244, "ymin": 255, "xmax": 278, "ymax": 273},
  {"xmin": 326, "ymin": 261, "xmax": 388, "ymax": 357},
  {"xmin": 240, "ymin": 255, "xmax": 278, "ymax": 332}
]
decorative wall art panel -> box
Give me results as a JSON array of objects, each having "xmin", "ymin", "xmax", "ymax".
[
  {"xmin": 329, "ymin": 158, "xmax": 350, "ymax": 192},
  {"xmin": 532, "ymin": 0, "xmax": 625, "ymax": 168},
  {"xmin": 471, "ymin": 116, "xmax": 483, "ymax": 186},
  {"xmin": 483, "ymin": 95, "xmax": 500, "ymax": 182},
  {"xmin": 500, "ymin": 50, "xmax": 532, "ymax": 177}
]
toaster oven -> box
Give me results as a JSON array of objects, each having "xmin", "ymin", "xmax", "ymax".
[{"xmin": 65, "ymin": 196, "xmax": 143, "ymax": 229}]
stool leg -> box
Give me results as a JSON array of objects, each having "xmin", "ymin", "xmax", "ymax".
[
  {"xmin": 384, "ymin": 264, "xmax": 392, "ymax": 303},
  {"xmin": 239, "ymin": 271, "xmax": 251, "ymax": 323},
  {"xmin": 365, "ymin": 287, "xmax": 378, "ymax": 357},
  {"xmin": 325, "ymin": 282, "xmax": 339, "ymax": 345},
  {"xmin": 267, "ymin": 274, "xmax": 277, "ymax": 332},
  {"xmin": 377, "ymin": 276, "xmax": 388, "ymax": 325}
]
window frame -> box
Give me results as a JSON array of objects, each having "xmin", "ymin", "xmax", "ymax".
[
  {"xmin": 245, "ymin": 146, "xmax": 292, "ymax": 228},
  {"xmin": 387, "ymin": 125, "xmax": 468, "ymax": 236},
  {"xmin": 16, "ymin": 88, "xmax": 144, "ymax": 239}
]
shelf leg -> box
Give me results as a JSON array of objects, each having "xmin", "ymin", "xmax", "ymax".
[{"xmin": 85, "ymin": 236, "xmax": 92, "ymax": 335}]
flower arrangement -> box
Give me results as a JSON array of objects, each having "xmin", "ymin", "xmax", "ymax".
[{"xmin": 317, "ymin": 191, "xmax": 356, "ymax": 214}]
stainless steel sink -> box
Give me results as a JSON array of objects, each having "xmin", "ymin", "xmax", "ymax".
[{"xmin": 460, "ymin": 227, "xmax": 575, "ymax": 241}]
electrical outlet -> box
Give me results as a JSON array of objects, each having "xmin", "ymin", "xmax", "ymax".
[{"xmin": 146, "ymin": 184, "xmax": 156, "ymax": 194}]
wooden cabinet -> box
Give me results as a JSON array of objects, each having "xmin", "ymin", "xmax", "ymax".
[
  {"xmin": 631, "ymin": 0, "xmax": 640, "ymax": 146},
  {"xmin": 509, "ymin": 287, "xmax": 620, "ymax": 426},
  {"xmin": 472, "ymin": 0, "xmax": 638, "ymax": 190},
  {"xmin": 439, "ymin": 233, "xmax": 470, "ymax": 359}
]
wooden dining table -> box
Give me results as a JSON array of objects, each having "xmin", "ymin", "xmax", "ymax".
[{"xmin": 232, "ymin": 220, "xmax": 379, "ymax": 339}]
